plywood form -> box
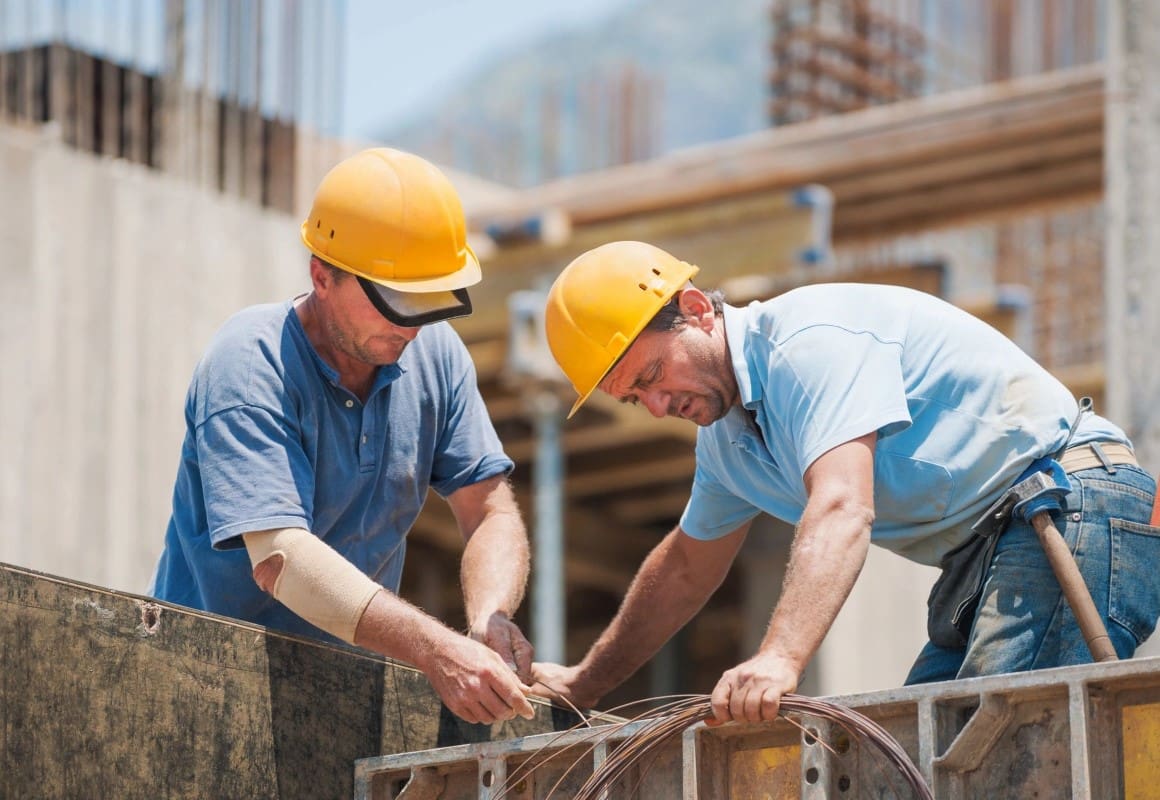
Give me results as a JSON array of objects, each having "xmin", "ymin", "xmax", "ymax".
[{"xmin": 0, "ymin": 562, "xmax": 569, "ymax": 800}]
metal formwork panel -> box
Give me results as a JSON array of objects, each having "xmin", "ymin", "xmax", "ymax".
[{"xmin": 355, "ymin": 657, "xmax": 1160, "ymax": 799}]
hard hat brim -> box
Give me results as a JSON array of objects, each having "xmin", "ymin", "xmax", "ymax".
[
  {"xmin": 567, "ymin": 389, "xmax": 596, "ymax": 419},
  {"xmin": 358, "ymin": 278, "xmax": 473, "ymax": 327},
  {"xmin": 300, "ymin": 226, "xmax": 483, "ymax": 292}
]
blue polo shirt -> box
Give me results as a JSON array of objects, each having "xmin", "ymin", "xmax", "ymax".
[
  {"xmin": 680, "ymin": 284, "xmax": 1127, "ymax": 566},
  {"xmin": 148, "ymin": 301, "xmax": 513, "ymax": 641}
]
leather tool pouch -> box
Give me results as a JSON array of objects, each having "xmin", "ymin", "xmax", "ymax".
[
  {"xmin": 925, "ymin": 532, "xmax": 1001, "ymax": 649},
  {"xmin": 925, "ymin": 396, "xmax": 1091, "ymax": 649}
]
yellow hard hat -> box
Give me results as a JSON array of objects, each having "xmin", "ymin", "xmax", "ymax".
[
  {"xmin": 545, "ymin": 241, "xmax": 700, "ymax": 417},
  {"xmin": 301, "ymin": 148, "xmax": 480, "ymax": 324}
]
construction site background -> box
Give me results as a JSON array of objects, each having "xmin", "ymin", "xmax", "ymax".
[{"xmin": 1, "ymin": 0, "xmax": 1157, "ymax": 719}]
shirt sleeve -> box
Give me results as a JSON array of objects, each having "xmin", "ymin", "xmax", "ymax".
[
  {"xmin": 196, "ymin": 404, "xmax": 314, "ymax": 549},
  {"xmin": 428, "ymin": 331, "xmax": 514, "ymax": 496},
  {"xmin": 769, "ymin": 325, "xmax": 912, "ymax": 476},
  {"xmin": 680, "ymin": 451, "xmax": 763, "ymax": 541}
]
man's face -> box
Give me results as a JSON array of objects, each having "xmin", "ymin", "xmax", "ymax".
[
  {"xmin": 597, "ymin": 308, "xmax": 737, "ymax": 427},
  {"xmin": 322, "ymin": 269, "xmax": 421, "ymax": 366}
]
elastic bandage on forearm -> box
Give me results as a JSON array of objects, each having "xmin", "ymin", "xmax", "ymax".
[{"xmin": 244, "ymin": 528, "xmax": 382, "ymax": 644}]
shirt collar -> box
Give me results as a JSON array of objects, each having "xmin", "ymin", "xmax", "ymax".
[{"xmin": 722, "ymin": 302, "xmax": 763, "ymax": 410}]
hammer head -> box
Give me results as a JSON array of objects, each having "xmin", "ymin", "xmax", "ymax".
[
  {"xmin": 1011, "ymin": 466, "xmax": 1071, "ymax": 523},
  {"xmin": 971, "ymin": 459, "xmax": 1072, "ymax": 538}
]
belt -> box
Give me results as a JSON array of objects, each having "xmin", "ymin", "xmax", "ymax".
[{"xmin": 1059, "ymin": 441, "xmax": 1137, "ymax": 473}]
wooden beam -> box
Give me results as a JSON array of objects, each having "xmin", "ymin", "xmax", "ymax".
[
  {"xmin": 605, "ymin": 485, "xmax": 692, "ymax": 526},
  {"xmin": 468, "ymin": 65, "xmax": 1102, "ymax": 228},
  {"xmin": 407, "ymin": 489, "xmax": 646, "ymax": 595},
  {"xmin": 828, "ymin": 128, "xmax": 1101, "ymax": 206},
  {"xmin": 565, "ymin": 455, "xmax": 695, "ymax": 499},
  {"xmin": 501, "ymin": 414, "xmax": 694, "ymax": 463},
  {"xmin": 834, "ymin": 159, "xmax": 1103, "ymax": 240},
  {"xmin": 456, "ymin": 188, "xmax": 830, "ymax": 343}
]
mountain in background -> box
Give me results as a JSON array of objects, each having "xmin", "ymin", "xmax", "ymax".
[{"xmin": 377, "ymin": 0, "xmax": 772, "ymax": 186}]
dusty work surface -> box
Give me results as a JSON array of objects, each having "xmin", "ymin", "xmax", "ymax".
[{"xmin": 0, "ymin": 562, "xmax": 572, "ymax": 800}]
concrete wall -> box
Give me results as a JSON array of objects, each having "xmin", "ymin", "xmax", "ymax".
[{"xmin": 0, "ymin": 125, "xmax": 305, "ymax": 594}]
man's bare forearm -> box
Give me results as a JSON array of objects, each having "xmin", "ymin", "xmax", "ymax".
[
  {"xmin": 574, "ymin": 527, "xmax": 738, "ymax": 700},
  {"xmin": 460, "ymin": 507, "xmax": 529, "ymax": 622},
  {"xmin": 760, "ymin": 491, "xmax": 873, "ymax": 676}
]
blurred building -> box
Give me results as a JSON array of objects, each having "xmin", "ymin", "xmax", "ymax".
[
  {"xmin": 0, "ymin": 0, "xmax": 347, "ymax": 214},
  {"xmin": 769, "ymin": 0, "xmax": 1108, "ymax": 409}
]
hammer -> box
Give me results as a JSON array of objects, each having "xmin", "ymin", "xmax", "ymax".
[{"xmin": 1007, "ymin": 461, "xmax": 1118, "ymax": 663}]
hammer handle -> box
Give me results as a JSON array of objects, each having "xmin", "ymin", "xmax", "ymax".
[{"xmin": 1031, "ymin": 512, "xmax": 1118, "ymax": 662}]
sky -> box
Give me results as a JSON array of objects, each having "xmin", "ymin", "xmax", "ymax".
[{"xmin": 342, "ymin": 0, "xmax": 635, "ymax": 141}]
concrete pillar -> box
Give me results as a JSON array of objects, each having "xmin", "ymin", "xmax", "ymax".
[
  {"xmin": 1106, "ymin": 0, "xmax": 1160, "ymax": 659},
  {"xmin": 1105, "ymin": 0, "xmax": 1160, "ymax": 473}
]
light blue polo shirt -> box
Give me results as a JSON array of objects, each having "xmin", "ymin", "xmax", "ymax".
[
  {"xmin": 148, "ymin": 301, "xmax": 513, "ymax": 641},
  {"xmin": 680, "ymin": 284, "xmax": 1127, "ymax": 566}
]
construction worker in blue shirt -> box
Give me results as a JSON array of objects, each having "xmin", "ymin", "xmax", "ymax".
[
  {"xmin": 149, "ymin": 149, "xmax": 535, "ymax": 725},
  {"xmin": 532, "ymin": 240, "xmax": 1159, "ymax": 725}
]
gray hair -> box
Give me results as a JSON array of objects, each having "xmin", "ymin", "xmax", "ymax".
[
  {"xmin": 643, "ymin": 287, "xmax": 725, "ymax": 333},
  {"xmin": 312, "ymin": 255, "xmax": 348, "ymax": 281}
]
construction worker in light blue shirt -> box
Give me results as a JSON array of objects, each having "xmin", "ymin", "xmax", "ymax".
[
  {"xmin": 530, "ymin": 240, "xmax": 1160, "ymax": 727},
  {"xmin": 149, "ymin": 149, "xmax": 536, "ymax": 725}
]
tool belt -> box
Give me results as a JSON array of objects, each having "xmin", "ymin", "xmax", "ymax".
[
  {"xmin": 925, "ymin": 438, "xmax": 1138, "ymax": 650},
  {"xmin": 1058, "ymin": 441, "xmax": 1137, "ymax": 473}
]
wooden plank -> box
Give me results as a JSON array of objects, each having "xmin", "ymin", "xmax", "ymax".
[
  {"xmin": 834, "ymin": 159, "xmax": 1103, "ymax": 240},
  {"xmin": 456, "ymin": 188, "xmax": 829, "ymax": 342},
  {"xmin": 827, "ymin": 128, "xmax": 1102, "ymax": 205},
  {"xmin": 0, "ymin": 562, "xmax": 567, "ymax": 799},
  {"xmin": 468, "ymin": 65, "xmax": 1102, "ymax": 227},
  {"xmin": 407, "ymin": 489, "xmax": 644, "ymax": 595}
]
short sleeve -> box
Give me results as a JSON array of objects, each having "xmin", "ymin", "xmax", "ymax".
[
  {"xmin": 428, "ymin": 331, "xmax": 514, "ymax": 496},
  {"xmin": 196, "ymin": 404, "xmax": 314, "ymax": 548},
  {"xmin": 680, "ymin": 458, "xmax": 762, "ymax": 540},
  {"xmin": 770, "ymin": 326, "xmax": 912, "ymax": 475}
]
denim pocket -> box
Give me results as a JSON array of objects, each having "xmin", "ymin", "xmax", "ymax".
[{"xmin": 1109, "ymin": 518, "xmax": 1160, "ymax": 643}]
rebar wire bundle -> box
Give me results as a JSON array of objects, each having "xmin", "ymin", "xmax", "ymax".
[{"xmin": 495, "ymin": 691, "xmax": 933, "ymax": 799}]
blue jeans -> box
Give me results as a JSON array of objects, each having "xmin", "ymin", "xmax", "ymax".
[{"xmin": 906, "ymin": 463, "xmax": 1160, "ymax": 685}]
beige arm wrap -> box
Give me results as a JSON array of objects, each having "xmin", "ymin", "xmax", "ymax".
[{"xmin": 243, "ymin": 528, "xmax": 382, "ymax": 644}]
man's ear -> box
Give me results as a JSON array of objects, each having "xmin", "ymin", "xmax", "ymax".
[
  {"xmin": 308, "ymin": 256, "xmax": 332, "ymax": 293},
  {"xmin": 677, "ymin": 287, "xmax": 716, "ymax": 331}
]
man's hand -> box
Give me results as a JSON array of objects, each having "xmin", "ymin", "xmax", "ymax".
[
  {"xmin": 425, "ymin": 634, "xmax": 537, "ymax": 725},
  {"xmin": 708, "ymin": 651, "xmax": 799, "ymax": 726},
  {"xmin": 469, "ymin": 611, "xmax": 534, "ymax": 682},
  {"xmin": 528, "ymin": 662, "xmax": 603, "ymax": 710}
]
